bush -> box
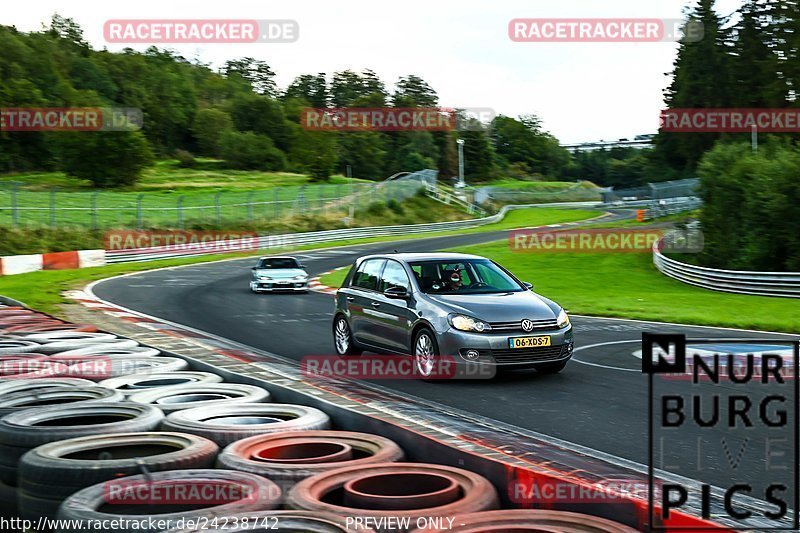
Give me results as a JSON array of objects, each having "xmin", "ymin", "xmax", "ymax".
[
  {"xmin": 698, "ymin": 140, "xmax": 800, "ymax": 271},
  {"xmin": 57, "ymin": 131, "xmax": 154, "ymax": 188},
  {"xmin": 192, "ymin": 108, "xmax": 234, "ymax": 156},
  {"xmin": 386, "ymin": 198, "xmax": 404, "ymax": 214},
  {"xmin": 174, "ymin": 149, "xmax": 195, "ymax": 168},
  {"xmin": 219, "ymin": 131, "xmax": 287, "ymax": 171},
  {"xmin": 365, "ymin": 201, "xmax": 386, "ymax": 216}
]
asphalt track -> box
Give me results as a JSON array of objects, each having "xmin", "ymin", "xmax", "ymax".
[{"xmin": 94, "ymin": 222, "xmax": 799, "ymax": 505}]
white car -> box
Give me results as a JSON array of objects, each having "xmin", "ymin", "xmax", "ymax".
[{"xmin": 249, "ymin": 256, "xmax": 309, "ymax": 293}]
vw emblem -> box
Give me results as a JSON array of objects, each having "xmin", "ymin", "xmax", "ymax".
[{"xmin": 521, "ymin": 319, "xmax": 535, "ymax": 332}]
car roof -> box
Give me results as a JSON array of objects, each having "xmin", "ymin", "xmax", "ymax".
[
  {"xmin": 257, "ymin": 256, "xmax": 298, "ymax": 261},
  {"xmin": 355, "ymin": 252, "xmax": 486, "ymax": 263}
]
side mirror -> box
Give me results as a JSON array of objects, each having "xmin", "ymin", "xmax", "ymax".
[
  {"xmin": 384, "ymin": 286, "xmax": 409, "ymax": 299},
  {"xmin": 522, "ymin": 282, "xmax": 533, "ymax": 290},
  {"xmin": 251, "ymin": 266, "xmax": 257, "ymax": 271}
]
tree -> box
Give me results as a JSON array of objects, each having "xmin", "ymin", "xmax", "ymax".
[
  {"xmin": 283, "ymin": 73, "xmax": 328, "ymax": 107},
  {"xmin": 228, "ymin": 93, "xmax": 293, "ymax": 151},
  {"xmin": 336, "ymin": 133, "xmax": 387, "ymax": 180},
  {"xmin": 491, "ymin": 114, "xmax": 568, "ymax": 178},
  {"xmin": 224, "ymin": 58, "xmax": 278, "ymax": 97},
  {"xmin": 330, "ymin": 70, "xmax": 387, "ymax": 107},
  {"xmin": 729, "ymin": 0, "xmax": 784, "ymax": 107},
  {"xmin": 457, "ymin": 119, "xmax": 496, "ymax": 181},
  {"xmin": 219, "ymin": 131, "xmax": 287, "ymax": 171},
  {"xmin": 57, "ymin": 131, "xmax": 154, "ymax": 187},
  {"xmin": 393, "ymin": 75, "xmax": 438, "ymax": 107},
  {"xmin": 191, "ymin": 108, "xmax": 234, "ymax": 156},
  {"xmin": 698, "ymin": 140, "xmax": 800, "ymax": 271},
  {"xmin": 654, "ymin": 0, "xmax": 733, "ymax": 174},
  {"xmin": 288, "ymin": 124, "xmax": 338, "ymax": 181}
]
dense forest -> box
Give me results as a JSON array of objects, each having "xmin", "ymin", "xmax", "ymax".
[{"xmin": 0, "ymin": 16, "xmax": 570, "ymax": 186}]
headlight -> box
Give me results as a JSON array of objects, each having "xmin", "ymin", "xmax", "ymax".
[
  {"xmin": 557, "ymin": 309, "xmax": 570, "ymax": 328},
  {"xmin": 448, "ymin": 314, "xmax": 491, "ymax": 332},
  {"xmin": 258, "ymin": 276, "xmax": 272, "ymax": 281},
  {"xmin": 293, "ymin": 275, "xmax": 307, "ymax": 280}
]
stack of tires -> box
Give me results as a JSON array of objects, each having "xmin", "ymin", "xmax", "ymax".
[{"xmin": 0, "ymin": 302, "xmax": 640, "ymax": 532}]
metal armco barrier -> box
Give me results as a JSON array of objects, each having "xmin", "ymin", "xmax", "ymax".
[
  {"xmin": 653, "ymin": 245, "xmax": 800, "ymax": 298},
  {"xmin": 105, "ymin": 202, "xmax": 602, "ymax": 264}
]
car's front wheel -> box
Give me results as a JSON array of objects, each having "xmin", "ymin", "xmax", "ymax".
[
  {"xmin": 413, "ymin": 328, "xmax": 439, "ymax": 380},
  {"xmin": 333, "ymin": 316, "xmax": 361, "ymax": 357}
]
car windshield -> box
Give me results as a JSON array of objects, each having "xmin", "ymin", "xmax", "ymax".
[
  {"xmin": 408, "ymin": 259, "xmax": 524, "ymax": 294},
  {"xmin": 257, "ymin": 258, "xmax": 300, "ymax": 269}
]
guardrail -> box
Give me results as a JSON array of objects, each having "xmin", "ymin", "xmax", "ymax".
[
  {"xmin": 653, "ymin": 246, "xmax": 800, "ymax": 298},
  {"xmin": 105, "ymin": 202, "xmax": 602, "ymax": 264}
]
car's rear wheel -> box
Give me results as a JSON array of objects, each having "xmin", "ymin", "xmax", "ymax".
[
  {"xmin": 537, "ymin": 361, "xmax": 568, "ymax": 374},
  {"xmin": 333, "ymin": 316, "xmax": 361, "ymax": 356},
  {"xmin": 414, "ymin": 328, "xmax": 439, "ymax": 380}
]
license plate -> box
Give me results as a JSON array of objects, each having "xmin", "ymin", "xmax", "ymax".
[{"xmin": 508, "ymin": 336, "xmax": 551, "ymax": 348}]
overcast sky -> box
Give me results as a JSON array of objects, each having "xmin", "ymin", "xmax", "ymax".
[{"xmin": 6, "ymin": 0, "xmax": 743, "ymax": 143}]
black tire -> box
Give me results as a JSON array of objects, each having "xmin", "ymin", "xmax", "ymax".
[
  {"xmin": 0, "ymin": 340, "xmax": 41, "ymax": 354},
  {"xmin": 60, "ymin": 356, "xmax": 188, "ymax": 380},
  {"xmin": 0, "ymin": 444, "xmax": 26, "ymax": 485},
  {"xmin": 57, "ymin": 469, "xmax": 281, "ymax": 533},
  {"xmin": 18, "ymin": 432, "xmax": 218, "ymax": 519},
  {"xmin": 52, "ymin": 346, "xmax": 161, "ymax": 358},
  {"xmin": 413, "ymin": 327, "xmax": 441, "ymax": 380},
  {"xmin": 0, "ymin": 378, "xmax": 94, "ymax": 396},
  {"xmin": 0, "ymin": 479, "xmax": 17, "ymax": 518},
  {"xmin": 17, "ymin": 491, "xmax": 60, "ymax": 522},
  {"xmin": 0, "ymin": 402, "xmax": 164, "ymax": 455},
  {"xmin": 0, "ymin": 386, "xmax": 125, "ymax": 416},
  {"xmin": 537, "ymin": 361, "xmax": 568, "ymax": 374},
  {"xmin": 128, "ymin": 383, "xmax": 270, "ymax": 414},
  {"xmin": 98, "ymin": 372, "xmax": 223, "ymax": 395},
  {"xmin": 161, "ymin": 403, "xmax": 331, "ymax": 446},
  {"xmin": 0, "ymin": 403, "xmax": 164, "ymax": 487},
  {"xmin": 332, "ymin": 315, "xmax": 362, "ymax": 356},
  {"xmin": 36, "ymin": 339, "xmax": 140, "ymax": 355}
]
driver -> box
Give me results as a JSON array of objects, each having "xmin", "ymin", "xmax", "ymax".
[{"xmin": 443, "ymin": 269, "xmax": 463, "ymax": 291}]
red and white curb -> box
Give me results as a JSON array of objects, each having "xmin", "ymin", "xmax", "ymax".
[{"xmin": 308, "ymin": 266, "xmax": 346, "ymax": 295}]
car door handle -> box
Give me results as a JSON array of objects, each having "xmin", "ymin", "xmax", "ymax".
[
  {"xmin": 346, "ymin": 296, "xmax": 355, "ymax": 301},
  {"xmin": 371, "ymin": 302, "xmax": 381, "ymax": 307}
]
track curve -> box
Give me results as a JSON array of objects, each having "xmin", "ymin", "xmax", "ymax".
[{"xmin": 93, "ymin": 217, "xmax": 797, "ymax": 494}]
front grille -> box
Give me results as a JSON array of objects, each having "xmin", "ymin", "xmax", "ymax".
[
  {"xmin": 463, "ymin": 345, "xmax": 566, "ymax": 364},
  {"xmin": 489, "ymin": 319, "xmax": 559, "ymax": 333}
]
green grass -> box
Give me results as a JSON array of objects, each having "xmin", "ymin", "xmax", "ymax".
[
  {"xmin": 472, "ymin": 207, "xmax": 599, "ymax": 232},
  {"xmin": 0, "ymin": 159, "xmax": 379, "ymax": 229},
  {"xmin": 0, "ymin": 206, "xmax": 599, "ymax": 316},
  {"xmin": 317, "ymin": 207, "xmax": 602, "ymax": 288},
  {"xmin": 317, "ymin": 212, "xmax": 800, "ymax": 333},
  {"xmin": 444, "ymin": 242, "xmax": 800, "ymax": 333},
  {"xmin": 0, "ymin": 194, "xmax": 472, "ymax": 255},
  {"xmin": 488, "ymin": 179, "xmax": 600, "ymax": 190}
]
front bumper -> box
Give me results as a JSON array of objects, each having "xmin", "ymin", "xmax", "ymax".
[
  {"xmin": 251, "ymin": 280, "xmax": 308, "ymax": 292},
  {"xmin": 437, "ymin": 325, "xmax": 574, "ymax": 368}
]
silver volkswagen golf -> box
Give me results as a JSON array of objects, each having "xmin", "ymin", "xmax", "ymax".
[{"xmin": 332, "ymin": 252, "xmax": 574, "ymax": 378}]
